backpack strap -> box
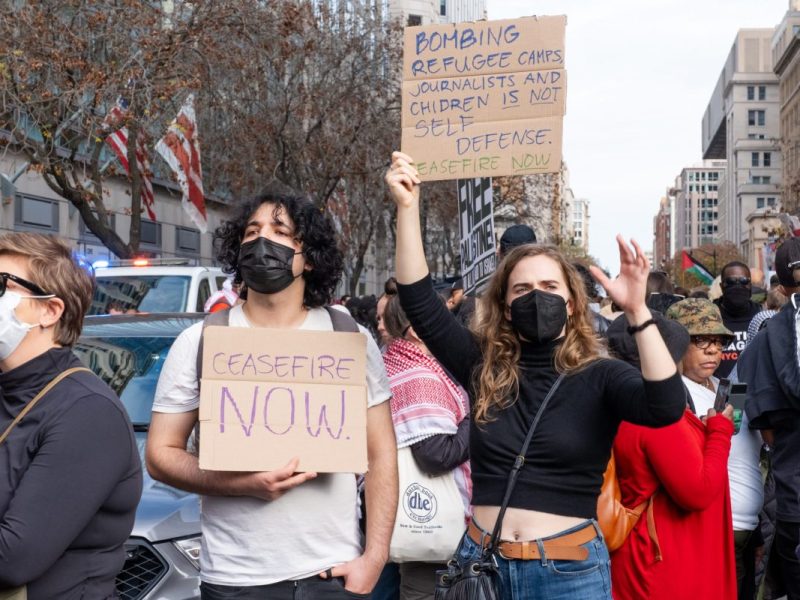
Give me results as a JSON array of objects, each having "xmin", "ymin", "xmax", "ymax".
[
  {"xmin": 325, "ymin": 305, "xmax": 360, "ymax": 333},
  {"xmin": 196, "ymin": 308, "xmax": 231, "ymax": 381}
]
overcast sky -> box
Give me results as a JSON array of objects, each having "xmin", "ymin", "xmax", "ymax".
[{"xmin": 487, "ymin": 0, "xmax": 789, "ymax": 274}]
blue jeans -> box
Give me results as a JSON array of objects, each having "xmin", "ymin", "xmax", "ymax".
[{"xmin": 456, "ymin": 520, "xmax": 612, "ymax": 600}]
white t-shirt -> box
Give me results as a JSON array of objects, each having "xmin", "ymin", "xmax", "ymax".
[
  {"xmin": 683, "ymin": 375, "xmax": 763, "ymax": 531},
  {"xmin": 153, "ymin": 305, "xmax": 391, "ymax": 585}
]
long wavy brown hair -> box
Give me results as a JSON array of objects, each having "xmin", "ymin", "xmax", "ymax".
[{"xmin": 471, "ymin": 245, "xmax": 605, "ymax": 423}]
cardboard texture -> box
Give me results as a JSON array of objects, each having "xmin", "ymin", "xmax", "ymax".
[
  {"xmin": 198, "ymin": 326, "xmax": 369, "ymax": 473},
  {"xmin": 401, "ymin": 16, "xmax": 567, "ymax": 181}
]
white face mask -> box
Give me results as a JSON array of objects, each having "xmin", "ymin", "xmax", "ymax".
[{"xmin": 0, "ymin": 291, "xmax": 45, "ymax": 361}]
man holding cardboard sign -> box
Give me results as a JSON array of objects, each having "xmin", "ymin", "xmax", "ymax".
[{"xmin": 146, "ymin": 192, "xmax": 397, "ymax": 598}]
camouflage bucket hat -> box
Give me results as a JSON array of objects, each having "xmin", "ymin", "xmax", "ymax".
[{"xmin": 665, "ymin": 298, "xmax": 734, "ymax": 340}]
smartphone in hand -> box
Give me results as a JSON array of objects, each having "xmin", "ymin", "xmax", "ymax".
[{"xmin": 713, "ymin": 378, "xmax": 731, "ymax": 413}]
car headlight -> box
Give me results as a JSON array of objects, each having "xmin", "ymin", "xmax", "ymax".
[{"xmin": 173, "ymin": 536, "xmax": 202, "ymax": 570}]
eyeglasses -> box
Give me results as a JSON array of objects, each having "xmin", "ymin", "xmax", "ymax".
[
  {"xmin": 691, "ymin": 336, "xmax": 726, "ymax": 350},
  {"xmin": 722, "ymin": 276, "xmax": 750, "ymax": 287},
  {"xmin": 0, "ymin": 272, "xmax": 51, "ymax": 298}
]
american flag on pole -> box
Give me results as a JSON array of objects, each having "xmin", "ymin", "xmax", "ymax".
[
  {"xmin": 102, "ymin": 97, "xmax": 157, "ymax": 221},
  {"xmin": 155, "ymin": 94, "xmax": 207, "ymax": 232}
]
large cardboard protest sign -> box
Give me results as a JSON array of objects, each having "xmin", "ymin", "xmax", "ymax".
[
  {"xmin": 458, "ymin": 177, "xmax": 496, "ymax": 295},
  {"xmin": 401, "ymin": 16, "xmax": 566, "ymax": 181},
  {"xmin": 198, "ymin": 326, "xmax": 368, "ymax": 473}
]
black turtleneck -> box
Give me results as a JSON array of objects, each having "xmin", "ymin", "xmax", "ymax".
[
  {"xmin": 398, "ymin": 275, "xmax": 686, "ymax": 518},
  {"xmin": 0, "ymin": 347, "xmax": 142, "ymax": 599}
]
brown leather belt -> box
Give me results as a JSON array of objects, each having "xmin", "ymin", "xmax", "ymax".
[{"xmin": 467, "ymin": 520, "xmax": 595, "ymax": 561}]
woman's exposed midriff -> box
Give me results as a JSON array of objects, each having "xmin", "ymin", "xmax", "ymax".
[{"xmin": 473, "ymin": 505, "xmax": 586, "ymax": 541}]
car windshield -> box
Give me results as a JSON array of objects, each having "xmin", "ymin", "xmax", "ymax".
[
  {"xmin": 90, "ymin": 276, "xmax": 191, "ymax": 315},
  {"xmin": 73, "ymin": 335, "xmax": 177, "ymax": 427}
]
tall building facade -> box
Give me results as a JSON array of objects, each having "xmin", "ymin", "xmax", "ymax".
[
  {"xmin": 653, "ymin": 196, "xmax": 671, "ymax": 270},
  {"xmin": 389, "ymin": 0, "xmax": 485, "ymax": 25},
  {"xmin": 773, "ymin": 1, "xmax": 800, "ymax": 216},
  {"xmin": 673, "ymin": 161, "xmax": 726, "ymax": 251},
  {"xmin": 702, "ymin": 29, "xmax": 782, "ymax": 253},
  {"xmin": 572, "ymin": 198, "xmax": 590, "ymax": 253}
]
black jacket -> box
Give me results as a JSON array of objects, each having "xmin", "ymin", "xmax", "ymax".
[
  {"xmin": 738, "ymin": 297, "xmax": 800, "ymax": 520},
  {"xmin": 0, "ymin": 348, "xmax": 142, "ymax": 599}
]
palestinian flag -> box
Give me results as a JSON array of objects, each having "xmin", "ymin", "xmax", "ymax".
[{"xmin": 682, "ymin": 250, "xmax": 714, "ymax": 284}]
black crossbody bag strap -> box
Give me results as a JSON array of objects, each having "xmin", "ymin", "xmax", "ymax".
[{"xmin": 483, "ymin": 373, "xmax": 565, "ymax": 557}]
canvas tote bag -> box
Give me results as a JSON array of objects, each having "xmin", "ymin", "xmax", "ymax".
[{"xmin": 389, "ymin": 446, "xmax": 466, "ymax": 563}]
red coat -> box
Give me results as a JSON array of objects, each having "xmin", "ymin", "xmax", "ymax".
[{"xmin": 610, "ymin": 409, "xmax": 736, "ymax": 600}]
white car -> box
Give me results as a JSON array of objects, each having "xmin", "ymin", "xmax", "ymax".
[{"xmin": 89, "ymin": 259, "xmax": 227, "ymax": 315}]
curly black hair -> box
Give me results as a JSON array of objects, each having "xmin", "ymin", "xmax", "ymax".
[{"xmin": 214, "ymin": 192, "xmax": 344, "ymax": 309}]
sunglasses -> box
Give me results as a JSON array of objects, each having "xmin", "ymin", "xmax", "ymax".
[
  {"xmin": 722, "ymin": 276, "xmax": 750, "ymax": 287},
  {"xmin": 691, "ymin": 336, "xmax": 726, "ymax": 350},
  {"xmin": 0, "ymin": 272, "xmax": 51, "ymax": 297}
]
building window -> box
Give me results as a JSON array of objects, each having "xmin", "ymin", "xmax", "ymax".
[
  {"xmin": 407, "ymin": 14, "xmax": 422, "ymax": 26},
  {"xmin": 757, "ymin": 197, "xmax": 765, "ymax": 209},
  {"xmin": 759, "ymin": 85, "xmax": 766, "ymax": 100},
  {"xmin": 15, "ymin": 195, "xmax": 59, "ymax": 232},
  {"xmin": 748, "ymin": 110, "xmax": 766, "ymax": 126},
  {"xmin": 140, "ymin": 219, "xmax": 162, "ymax": 249},
  {"xmin": 747, "ymin": 86, "xmax": 754, "ymax": 100},
  {"xmin": 79, "ymin": 213, "xmax": 116, "ymax": 243},
  {"xmin": 440, "ymin": 0, "xmax": 446, "ymax": 16},
  {"xmin": 752, "ymin": 152, "xmax": 760, "ymax": 167},
  {"xmin": 764, "ymin": 152, "xmax": 771, "ymax": 167},
  {"xmin": 752, "ymin": 175, "xmax": 772, "ymax": 184},
  {"xmin": 767, "ymin": 197, "xmax": 777, "ymax": 207},
  {"xmin": 176, "ymin": 226, "xmax": 201, "ymax": 254}
]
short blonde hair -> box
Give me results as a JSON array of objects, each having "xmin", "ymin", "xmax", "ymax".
[{"xmin": 0, "ymin": 233, "xmax": 94, "ymax": 346}]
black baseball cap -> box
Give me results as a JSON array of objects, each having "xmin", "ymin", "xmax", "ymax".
[
  {"xmin": 451, "ymin": 278, "xmax": 463, "ymax": 291},
  {"xmin": 775, "ymin": 237, "xmax": 800, "ymax": 287},
  {"xmin": 500, "ymin": 224, "xmax": 537, "ymax": 254}
]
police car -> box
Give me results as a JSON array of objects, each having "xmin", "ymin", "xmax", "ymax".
[{"xmin": 88, "ymin": 258, "xmax": 226, "ymax": 315}]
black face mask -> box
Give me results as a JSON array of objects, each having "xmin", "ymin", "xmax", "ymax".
[
  {"xmin": 238, "ymin": 237, "xmax": 301, "ymax": 295},
  {"xmin": 721, "ymin": 285, "xmax": 751, "ymax": 315},
  {"xmin": 509, "ymin": 289, "xmax": 568, "ymax": 344}
]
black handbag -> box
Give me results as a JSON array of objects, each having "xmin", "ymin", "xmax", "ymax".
[{"xmin": 434, "ymin": 374, "xmax": 565, "ymax": 600}]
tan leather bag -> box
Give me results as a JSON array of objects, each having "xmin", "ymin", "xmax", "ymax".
[{"xmin": 596, "ymin": 451, "xmax": 649, "ymax": 552}]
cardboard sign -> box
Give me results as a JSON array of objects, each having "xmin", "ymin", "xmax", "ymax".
[
  {"xmin": 401, "ymin": 16, "xmax": 567, "ymax": 181},
  {"xmin": 198, "ymin": 326, "xmax": 368, "ymax": 473},
  {"xmin": 458, "ymin": 177, "xmax": 496, "ymax": 294}
]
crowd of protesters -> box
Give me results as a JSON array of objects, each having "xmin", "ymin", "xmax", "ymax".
[{"xmin": 1, "ymin": 151, "xmax": 800, "ymax": 600}]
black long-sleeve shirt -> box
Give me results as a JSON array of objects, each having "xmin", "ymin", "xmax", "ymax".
[
  {"xmin": 398, "ymin": 275, "xmax": 686, "ymax": 518},
  {"xmin": 0, "ymin": 347, "xmax": 142, "ymax": 599}
]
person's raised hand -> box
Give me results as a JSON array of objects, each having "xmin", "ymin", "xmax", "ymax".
[
  {"xmin": 385, "ymin": 151, "xmax": 420, "ymax": 209},
  {"xmin": 589, "ymin": 235, "xmax": 650, "ymax": 315}
]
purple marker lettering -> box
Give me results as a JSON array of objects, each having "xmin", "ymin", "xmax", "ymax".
[
  {"xmin": 219, "ymin": 385, "xmax": 258, "ymax": 437},
  {"xmin": 316, "ymin": 355, "xmax": 336, "ymax": 379},
  {"xmin": 292, "ymin": 355, "xmax": 308, "ymax": 378},
  {"xmin": 304, "ymin": 389, "xmax": 346, "ymax": 439},
  {"xmin": 263, "ymin": 386, "xmax": 295, "ymax": 435},
  {"xmin": 227, "ymin": 353, "xmax": 243, "ymax": 375},
  {"xmin": 274, "ymin": 355, "xmax": 290, "ymax": 378},
  {"xmin": 212, "ymin": 352, "xmax": 227, "ymax": 375},
  {"xmin": 336, "ymin": 358, "xmax": 355, "ymax": 380},
  {"xmin": 241, "ymin": 354, "xmax": 258, "ymax": 377}
]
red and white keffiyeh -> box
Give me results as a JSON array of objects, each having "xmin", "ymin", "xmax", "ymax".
[{"xmin": 383, "ymin": 338, "xmax": 472, "ymax": 509}]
